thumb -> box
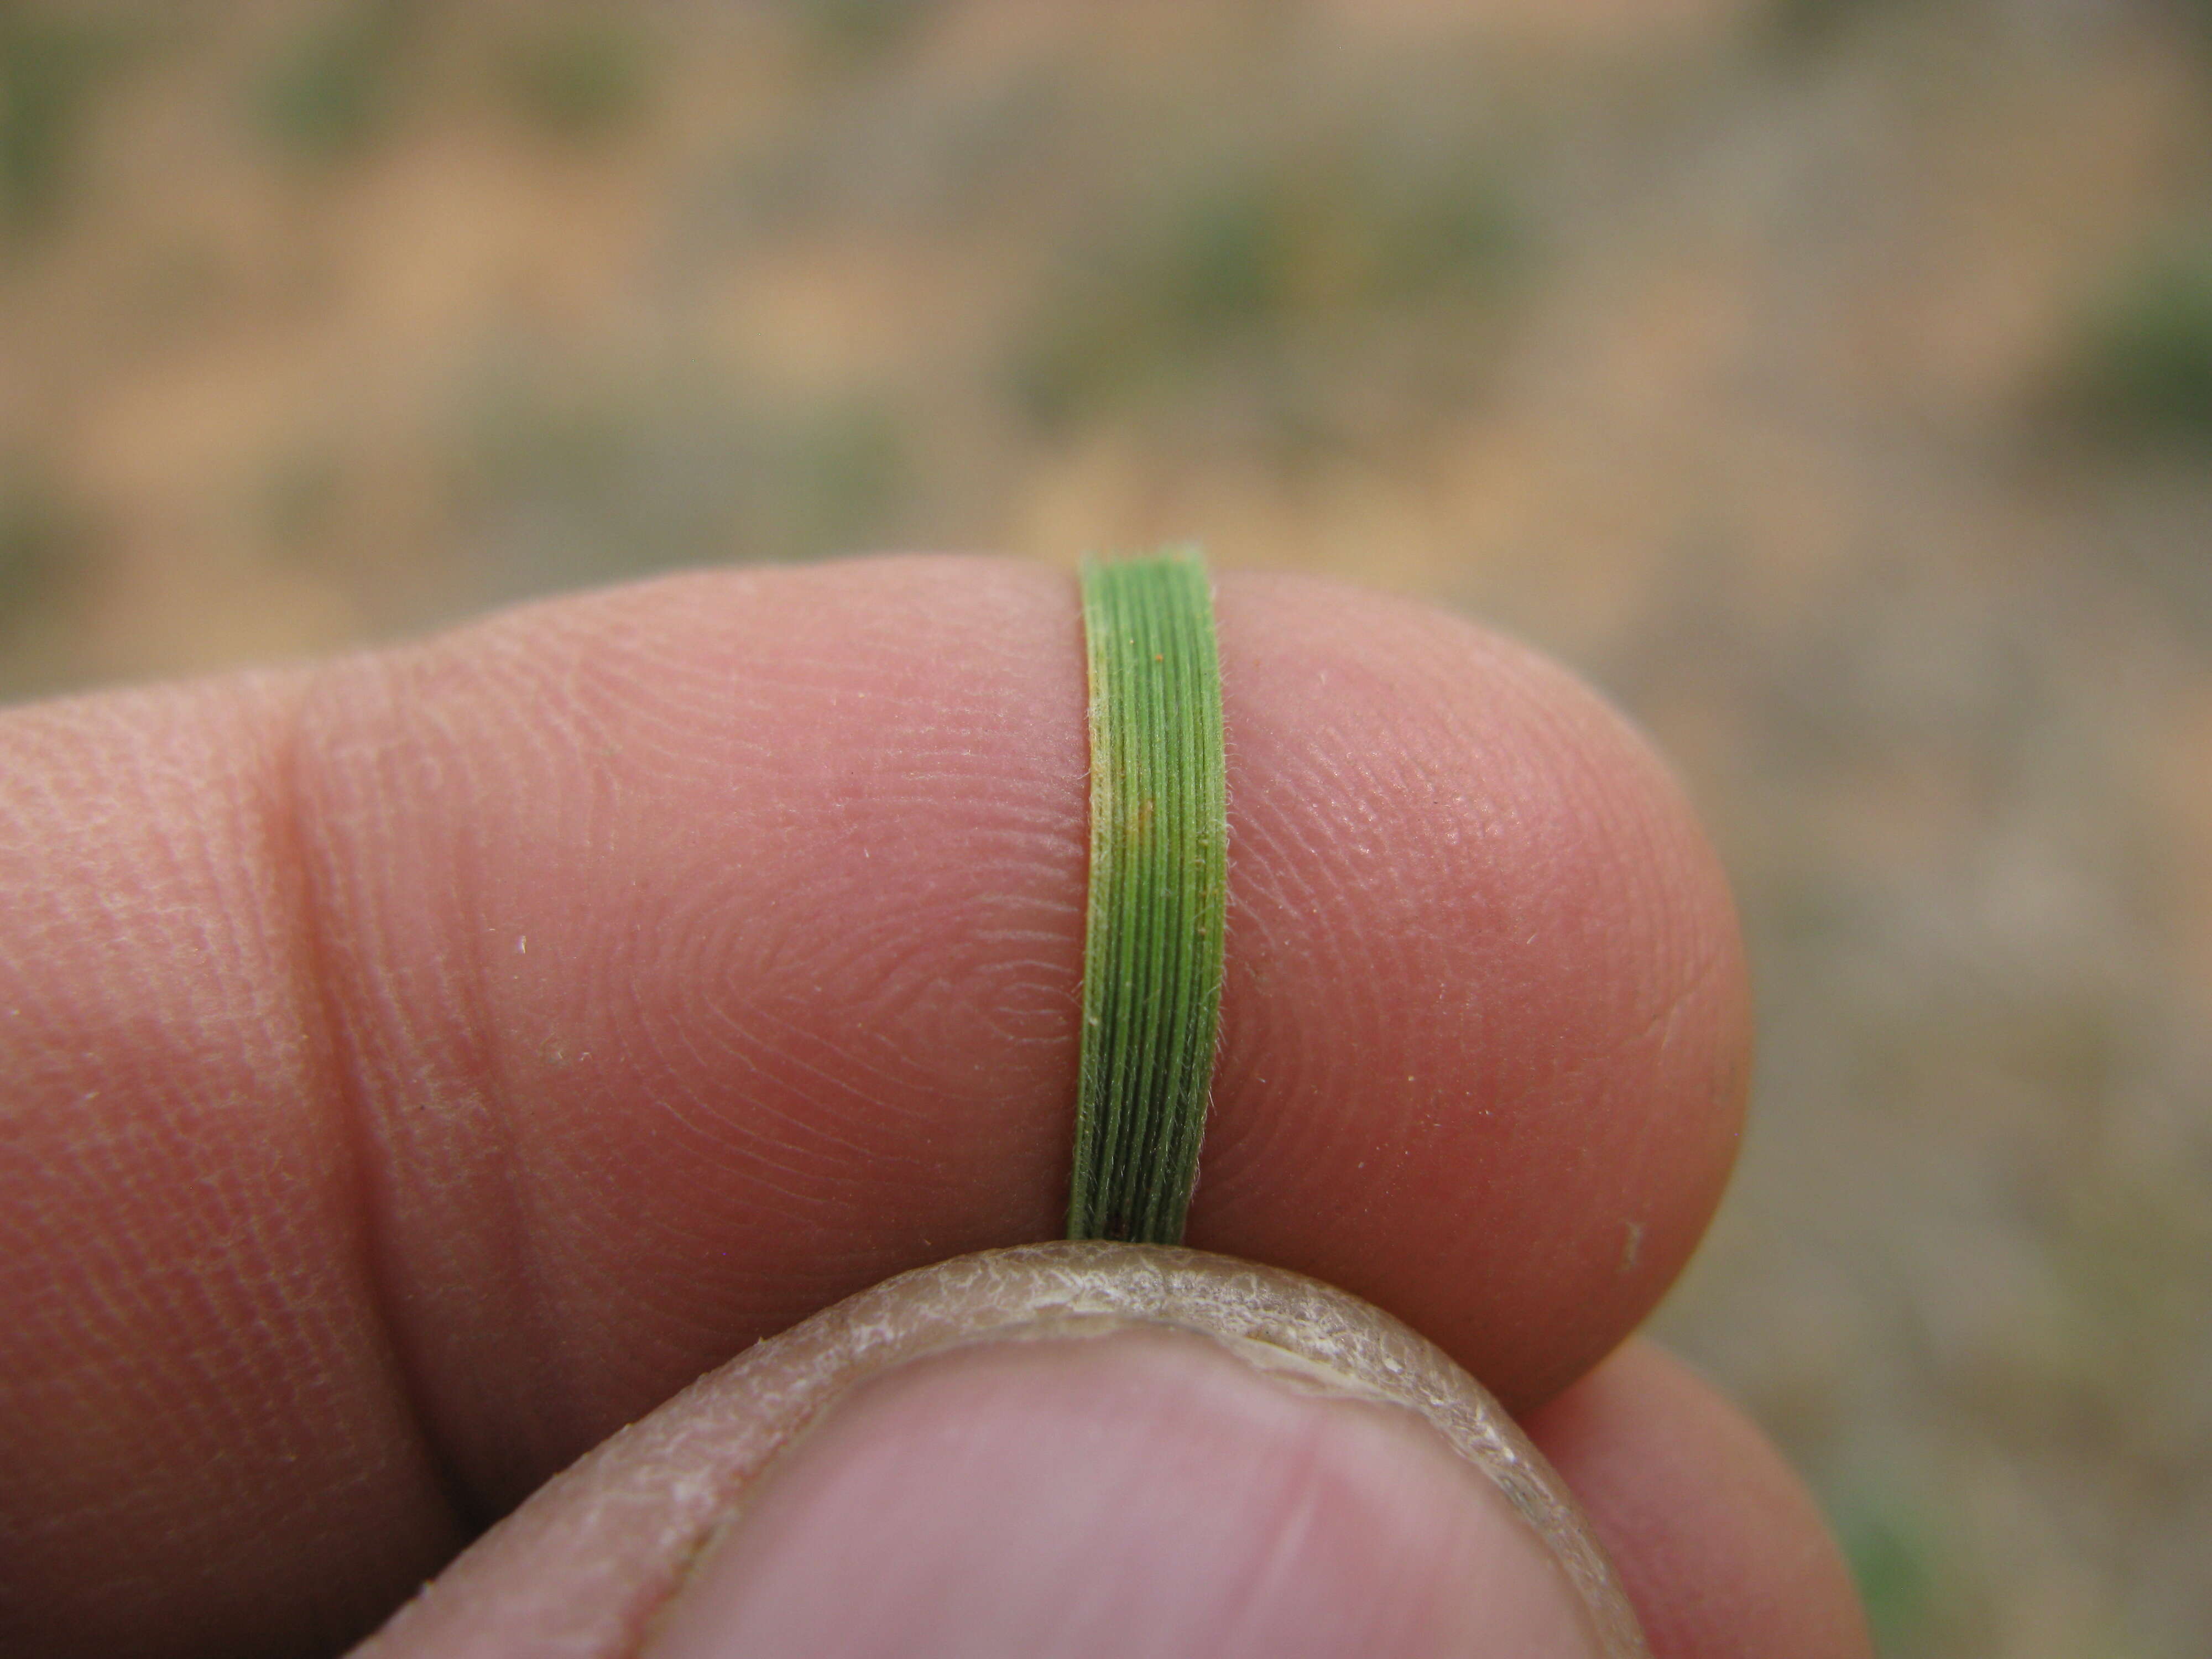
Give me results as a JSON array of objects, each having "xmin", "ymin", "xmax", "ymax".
[{"xmin": 356, "ymin": 1245, "xmax": 1642, "ymax": 1659}]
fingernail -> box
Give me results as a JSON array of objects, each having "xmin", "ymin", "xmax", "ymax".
[{"xmin": 644, "ymin": 1270, "xmax": 1619, "ymax": 1658}]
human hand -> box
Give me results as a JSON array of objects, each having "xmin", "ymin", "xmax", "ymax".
[{"xmin": 0, "ymin": 557, "xmax": 1866, "ymax": 1657}]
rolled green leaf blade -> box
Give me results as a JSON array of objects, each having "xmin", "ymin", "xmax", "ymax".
[{"xmin": 1067, "ymin": 548, "xmax": 1227, "ymax": 1244}]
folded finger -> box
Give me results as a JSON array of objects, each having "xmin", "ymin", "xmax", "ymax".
[{"xmin": 0, "ymin": 556, "xmax": 1747, "ymax": 1654}]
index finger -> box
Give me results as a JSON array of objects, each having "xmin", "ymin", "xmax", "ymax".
[{"xmin": 0, "ymin": 556, "xmax": 1747, "ymax": 1656}]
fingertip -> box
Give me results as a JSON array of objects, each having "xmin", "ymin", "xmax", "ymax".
[
  {"xmin": 362, "ymin": 1246, "xmax": 1644, "ymax": 1659},
  {"xmin": 1201, "ymin": 573, "xmax": 1750, "ymax": 1404},
  {"xmin": 1524, "ymin": 1339, "xmax": 1873, "ymax": 1659},
  {"xmin": 648, "ymin": 1333, "xmax": 1604, "ymax": 1659}
]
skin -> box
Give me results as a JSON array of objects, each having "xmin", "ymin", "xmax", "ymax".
[{"xmin": 0, "ymin": 557, "xmax": 1864, "ymax": 1658}]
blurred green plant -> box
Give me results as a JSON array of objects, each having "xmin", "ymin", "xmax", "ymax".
[
  {"xmin": 2064, "ymin": 241, "xmax": 2212, "ymax": 441},
  {"xmin": 0, "ymin": 4, "xmax": 125, "ymax": 234},
  {"xmin": 253, "ymin": 0, "xmax": 413, "ymax": 162},
  {"xmin": 787, "ymin": 0, "xmax": 938, "ymax": 70},
  {"xmin": 1761, "ymin": 0, "xmax": 1905, "ymax": 51},
  {"xmin": 1833, "ymin": 1489, "xmax": 1943, "ymax": 1657},
  {"xmin": 1011, "ymin": 142, "xmax": 1516, "ymax": 435},
  {"xmin": 455, "ymin": 356, "xmax": 907, "ymax": 595},
  {"xmin": 260, "ymin": 450, "xmax": 343, "ymax": 555},
  {"xmin": 498, "ymin": 12, "xmax": 651, "ymax": 143},
  {"xmin": 0, "ymin": 468, "xmax": 79, "ymax": 623},
  {"xmin": 789, "ymin": 400, "xmax": 903, "ymax": 555}
]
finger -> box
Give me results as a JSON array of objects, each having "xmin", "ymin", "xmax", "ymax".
[
  {"xmin": 1524, "ymin": 1339, "xmax": 1873, "ymax": 1659},
  {"xmin": 361, "ymin": 1246, "xmax": 1647, "ymax": 1659},
  {"xmin": 0, "ymin": 556, "xmax": 1747, "ymax": 1655}
]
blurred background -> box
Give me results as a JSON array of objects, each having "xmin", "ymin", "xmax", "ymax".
[{"xmin": 2, "ymin": 0, "xmax": 2208, "ymax": 1652}]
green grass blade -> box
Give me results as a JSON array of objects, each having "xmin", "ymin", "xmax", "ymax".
[{"xmin": 1067, "ymin": 548, "xmax": 1227, "ymax": 1244}]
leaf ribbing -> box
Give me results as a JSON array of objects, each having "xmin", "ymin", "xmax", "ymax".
[{"xmin": 1067, "ymin": 548, "xmax": 1227, "ymax": 1244}]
